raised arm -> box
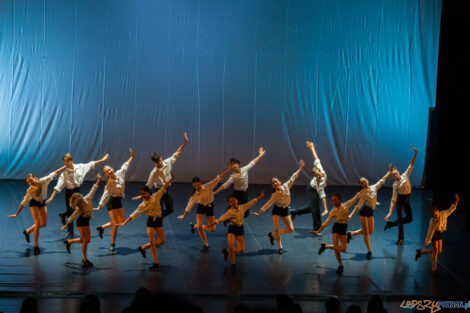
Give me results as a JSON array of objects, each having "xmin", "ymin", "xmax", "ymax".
[
  {"xmin": 349, "ymin": 196, "xmax": 365, "ymax": 219},
  {"xmin": 285, "ymin": 160, "xmax": 305, "ymax": 189},
  {"xmin": 306, "ymin": 141, "xmax": 319, "ymax": 160},
  {"xmin": 251, "ymin": 147, "xmax": 266, "ymax": 164},
  {"xmin": 85, "ymin": 174, "xmax": 102, "ymax": 201},
  {"xmin": 174, "ymin": 132, "xmax": 189, "ymax": 156},
  {"xmin": 442, "ymin": 193, "xmax": 460, "ymax": 217},
  {"xmin": 214, "ymin": 175, "xmax": 233, "ymax": 195},
  {"xmin": 207, "ymin": 165, "xmax": 232, "ymax": 192},
  {"xmin": 375, "ymin": 164, "xmax": 393, "ymax": 190},
  {"xmin": 252, "ymin": 194, "xmax": 275, "ymax": 216},
  {"xmin": 94, "ymin": 153, "xmax": 109, "ymax": 166},
  {"xmin": 410, "ymin": 145, "xmax": 418, "ymax": 167},
  {"xmin": 127, "ymin": 148, "xmax": 135, "ymax": 164}
]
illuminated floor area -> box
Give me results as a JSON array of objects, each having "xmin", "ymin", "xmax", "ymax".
[{"xmin": 1, "ymin": 181, "xmax": 468, "ymax": 312}]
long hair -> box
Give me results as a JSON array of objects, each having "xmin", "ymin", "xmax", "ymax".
[
  {"xmin": 191, "ymin": 177, "xmax": 201, "ymax": 196},
  {"xmin": 26, "ymin": 173, "xmax": 41, "ymax": 196},
  {"xmin": 69, "ymin": 193, "xmax": 86, "ymax": 210}
]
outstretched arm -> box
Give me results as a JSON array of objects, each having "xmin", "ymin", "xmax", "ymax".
[
  {"xmin": 207, "ymin": 165, "xmax": 232, "ymax": 192},
  {"xmin": 8, "ymin": 203, "xmax": 26, "ymax": 218},
  {"xmin": 251, "ymin": 147, "xmax": 266, "ymax": 164},
  {"xmin": 127, "ymin": 148, "xmax": 135, "ymax": 164},
  {"xmin": 410, "ymin": 146, "xmax": 418, "ymax": 167},
  {"xmin": 175, "ymin": 132, "xmax": 189, "ymax": 156},
  {"xmin": 312, "ymin": 211, "xmax": 334, "ymax": 234},
  {"xmin": 306, "ymin": 141, "xmax": 319, "ymax": 160},
  {"xmin": 94, "ymin": 153, "xmax": 109, "ymax": 166},
  {"xmin": 285, "ymin": 160, "xmax": 305, "ymax": 189},
  {"xmin": 321, "ymin": 198, "xmax": 328, "ymax": 216},
  {"xmin": 385, "ymin": 185, "xmax": 398, "ymax": 221}
]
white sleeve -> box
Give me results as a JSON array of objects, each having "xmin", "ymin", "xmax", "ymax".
[
  {"xmin": 20, "ymin": 188, "xmax": 35, "ymax": 207},
  {"xmin": 285, "ymin": 171, "xmax": 299, "ymax": 189},
  {"xmin": 98, "ymin": 186, "xmax": 110, "ymax": 207},
  {"xmin": 259, "ymin": 195, "xmax": 276, "ymax": 213},
  {"xmin": 129, "ymin": 204, "xmax": 146, "ymax": 220},
  {"xmin": 403, "ymin": 164, "xmax": 414, "ymax": 179},
  {"xmin": 221, "ymin": 176, "xmax": 234, "ymax": 189},
  {"xmin": 205, "ymin": 175, "xmax": 222, "ymax": 191},
  {"xmin": 54, "ymin": 172, "xmax": 66, "ymax": 193},
  {"xmin": 184, "ymin": 196, "xmax": 197, "ymax": 213},
  {"xmin": 40, "ymin": 171, "xmax": 57, "ymax": 184},
  {"xmin": 242, "ymin": 161, "xmax": 255, "ymax": 172}
]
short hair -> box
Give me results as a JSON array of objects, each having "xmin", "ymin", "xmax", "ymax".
[
  {"xmin": 140, "ymin": 186, "xmax": 152, "ymax": 195},
  {"xmin": 191, "ymin": 177, "xmax": 202, "ymax": 196},
  {"xmin": 331, "ymin": 193, "xmax": 342, "ymax": 201},
  {"xmin": 429, "ymin": 205, "xmax": 439, "ymax": 215},
  {"xmin": 151, "ymin": 152, "xmax": 162, "ymax": 163},
  {"xmin": 227, "ymin": 195, "xmax": 238, "ymax": 203},
  {"xmin": 229, "ymin": 158, "xmax": 240, "ymax": 165},
  {"xmin": 63, "ymin": 152, "xmax": 73, "ymax": 161}
]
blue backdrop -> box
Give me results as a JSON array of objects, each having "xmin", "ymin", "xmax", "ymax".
[{"xmin": 0, "ymin": 0, "xmax": 441, "ymax": 186}]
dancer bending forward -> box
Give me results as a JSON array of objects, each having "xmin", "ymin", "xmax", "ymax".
[
  {"xmin": 314, "ymin": 191, "xmax": 362, "ymax": 274},
  {"xmin": 252, "ymin": 160, "xmax": 305, "ymax": 254},
  {"xmin": 62, "ymin": 174, "xmax": 102, "ymax": 268},
  {"xmin": 415, "ymin": 193, "xmax": 459, "ymax": 277}
]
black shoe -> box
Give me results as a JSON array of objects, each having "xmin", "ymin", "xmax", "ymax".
[
  {"xmin": 190, "ymin": 223, "xmax": 196, "ymax": 234},
  {"xmin": 231, "ymin": 263, "xmax": 237, "ymax": 268},
  {"xmin": 222, "ymin": 248, "xmax": 228, "ymax": 262},
  {"xmin": 290, "ymin": 211, "xmax": 296, "ymax": 221},
  {"xmin": 432, "ymin": 270, "xmax": 440, "ymax": 278},
  {"xmin": 366, "ymin": 251, "xmax": 372, "ymax": 260},
  {"xmin": 33, "ymin": 246, "xmax": 40, "ymax": 255},
  {"xmin": 201, "ymin": 245, "xmax": 209, "ymax": 253},
  {"xmin": 149, "ymin": 263, "xmax": 160, "ymax": 270},
  {"xmin": 109, "ymin": 244, "xmax": 115, "ymax": 252},
  {"xmin": 138, "ymin": 246, "xmax": 147, "ymax": 258},
  {"xmin": 81, "ymin": 259, "xmax": 87, "ymax": 269},
  {"xmin": 415, "ymin": 249, "xmax": 422, "ymax": 261},
  {"xmin": 64, "ymin": 240, "xmax": 71, "ymax": 253},
  {"xmin": 384, "ymin": 221, "xmax": 392, "ymax": 231},
  {"xmin": 96, "ymin": 226, "xmax": 104, "ymax": 239},
  {"xmin": 278, "ymin": 248, "xmax": 284, "ymax": 255},
  {"xmin": 336, "ymin": 265, "xmax": 344, "ymax": 274},
  {"xmin": 59, "ymin": 212, "xmax": 67, "ymax": 225},
  {"xmin": 268, "ymin": 232, "xmax": 274, "ymax": 246},
  {"xmin": 23, "ymin": 230, "xmax": 30, "ymax": 243},
  {"xmin": 396, "ymin": 239, "xmax": 404, "ymax": 246},
  {"xmin": 318, "ymin": 242, "xmax": 326, "ymax": 255},
  {"xmin": 347, "ymin": 232, "xmax": 352, "ymax": 243},
  {"xmin": 85, "ymin": 259, "xmax": 93, "ymax": 267}
]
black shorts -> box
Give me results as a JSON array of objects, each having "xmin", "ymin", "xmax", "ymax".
[
  {"xmin": 76, "ymin": 216, "xmax": 90, "ymax": 227},
  {"xmin": 431, "ymin": 230, "xmax": 442, "ymax": 242},
  {"xmin": 359, "ymin": 205, "xmax": 374, "ymax": 217},
  {"xmin": 332, "ymin": 222, "xmax": 348, "ymax": 235},
  {"xmin": 146, "ymin": 216, "xmax": 163, "ymax": 228},
  {"xmin": 227, "ymin": 224, "xmax": 244, "ymax": 236},
  {"xmin": 29, "ymin": 199, "xmax": 45, "ymax": 208},
  {"xmin": 106, "ymin": 197, "xmax": 123, "ymax": 211},
  {"xmin": 272, "ymin": 206, "xmax": 290, "ymax": 217},
  {"xmin": 196, "ymin": 203, "xmax": 214, "ymax": 216}
]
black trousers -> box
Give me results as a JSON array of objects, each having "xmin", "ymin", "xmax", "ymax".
[
  {"xmin": 65, "ymin": 187, "xmax": 80, "ymax": 234},
  {"xmin": 156, "ymin": 187, "xmax": 174, "ymax": 218},
  {"xmin": 389, "ymin": 194, "xmax": 413, "ymax": 240},
  {"xmin": 291, "ymin": 185, "xmax": 322, "ymax": 230}
]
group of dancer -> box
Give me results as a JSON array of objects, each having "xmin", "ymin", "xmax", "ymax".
[{"xmin": 7, "ymin": 133, "xmax": 459, "ymax": 276}]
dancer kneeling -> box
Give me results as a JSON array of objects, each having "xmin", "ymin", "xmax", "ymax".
[
  {"xmin": 119, "ymin": 174, "xmax": 174, "ymax": 270},
  {"xmin": 415, "ymin": 193, "xmax": 459, "ymax": 277},
  {"xmin": 206, "ymin": 191, "xmax": 265, "ymax": 266},
  {"xmin": 178, "ymin": 166, "xmax": 231, "ymax": 253},
  {"xmin": 62, "ymin": 174, "xmax": 102, "ymax": 268},
  {"xmin": 8, "ymin": 165, "xmax": 65, "ymax": 255},
  {"xmin": 252, "ymin": 160, "xmax": 305, "ymax": 255},
  {"xmin": 313, "ymin": 191, "xmax": 362, "ymax": 274}
]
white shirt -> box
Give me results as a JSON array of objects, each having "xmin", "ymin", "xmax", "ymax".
[
  {"xmin": 146, "ymin": 153, "xmax": 178, "ymax": 189},
  {"xmin": 356, "ymin": 177, "xmax": 387, "ymax": 210},
  {"xmin": 309, "ymin": 159, "xmax": 327, "ymax": 199},
  {"xmin": 68, "ymin": 183, "xmax": 100, "ymax": 223},
  {"xmin": 221, "ymin": 161, "xmax": 255, "ymax": 192},
  {"xmin": 217, "ymin": 199, "xmax": 259, "ymax": 226},
  {"xmin": 54, "ymin": 161, "xmax": 95, "ymax": 192},
  {"xmin": 425, "ymin": 203, "xmax": 458, "ymax": 245},
  {"xmin": 184, "ymin": 176, "xmax": 221, "ymax": 212},
  {"xmin": 259, "ymin": 172, "xmax": 299, "ymax": 212},
  {"xmin": 323, "ymin": 192, "xmax": 362, "ymax": 225},
  {"xmin": 21, "ymin": 172, "xmax": 57, "ymax": 206},
  {"xmin": 98, "ymin": 161, "xmax": 130, "ymax": 206},
  {"xmin": 392, "ymin": 164, "xmax": 414, "ymax": 202},
  {"xmin": 129, "ymin": 188, "xmax": 167, "ymax": 220}
]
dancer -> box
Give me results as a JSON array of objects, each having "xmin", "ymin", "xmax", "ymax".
[
  {"xmin": 214, "ymin": 147, "xmax": 266, "ymax": 217},
  {"xmin": 384, "ymin": 146, "xmax": 418, "ymax": 245},
  {"xmin": 95, "ymin": 149, "xmax": 134, "ymax": 252},
  {"xmin": 178, "ymin": 166, "xmax": 232, "ymax": 252},
  {"xmin": 205, "ymin": 191, "xmax": 265, "ymax": 266},
  {"xmin": 346, "ymin": 165, "xmax": 393, "ymax": 259},
  {"xmin": 290, "ymin": 141, "xmax": 329, "ymax": 233},
  {"xmin": 314, "ymin": 191, "xmax": 362, "ymax": 274},
  {"xmin": 415, "ymin": 194, "xmax": 459, "ymax": 277},
  {"xmin": 8, "ymin": 166, "xmax": 66, "ymax": 255},
  {"xmin": 47, "ymin": 153, "xmax": 109, "ymax": 239},
  {"xmin": 119, "ymin": 175, "xmax": 175, "ymax": 270},
  {"xmin": 61, "ymin": 174, "xmax": 102, "ymax": 268},
  {"xmin": 252, "ymin": 160, "xmax": 305, "ymax": 254},
  {"xmin": 146, "ymin": 132, "xmax": 188, "ymax": 218}
]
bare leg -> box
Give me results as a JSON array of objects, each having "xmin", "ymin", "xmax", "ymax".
[
  {"xmin": 272, "ymin": 215, "xmax": 282, "ymax": 249},
  {"xmin": 155, "ymin": 227, "xmax": 165, "ymax": 246},
  {"xmin": 234, "ymin": 236, "xmax": 245, "ymax": 254},
  {"xmin": 29, "ymin": 207, "xmax": 41, "ymax": 247},
  {"xmin": 195, "ymin": 213, "xmax": 208, "ymax": 246},
  {"xmin": 279, "ymin": 215, "xmax": 295, "ymax": 236},
  {"xmin": 147, "ymin": 227, "xmax": 158, "ymax": 264},
  {"xmin": 227, "ymin": 233, "xmax": 236, "ymax": 264}
]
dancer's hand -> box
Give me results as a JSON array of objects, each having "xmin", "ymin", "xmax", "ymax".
[
  {"xmin": 299, "ymin": 159, "xmax": 305, "ymax": 168},
  {"xmin": 45, "ymin": 197, "xmax": 54, "ymax": 204},
  {"xmin": 252, "ymin": 211, "xmax": 261, "ymax": 216},
  {"xmin": 389, "ymin": 164, "xmax": 394, "ymax": 173},
  {"xmin": 60, "ymin": 224, "xmax": 68, "ymax": 230},
  {"xmin": 184, "ymin": 132, "xmax": 188, "ymax": 142},
  {"xmin": 132, "ymin": 195, "xmax": 141, "ymax": 201},
  {"xmin": 177, "ymin": 214, "xmax": 185, "ymax": 220},
  {"xmin": 411, "ymin": 145, "xmax": 417, "ymax": 152},
  {"xmin": 96, "ymin": 173, "xmax": 102, "ymax": 182},
  {"xmin": 92, "ymin": 207, "xmax": 100, "ymax": 212},
  {"xmin": 259, "ymin": 147, "xmax": 266, "ymax": 156},
  {"xmin": 306, "ymin": 141, "xmax": 314, "ymax": 149},
  {"xmin": 455, "ymin": 193, "xmax": 460, "ymax": 202},
  {"xmin": 322, "ymin": 209, "xmax": 328, "ymax": 217},
  {"xmin": 311, "ymin": 230, "xmax": 320, "ymax": 235},
  {"xmin": 348, "ymin": 214, "xmax": 353, "ymax": 220},
  {"xmin": 129, "ymin": 148, "xmax": 135, "ymax": 158},
  {"xmin": 7, "ymin": 214, "xmax": 17, "ymax": 218},
  {"xmin": 384, "ymin": 213, "xmax": 391, "ymax": 221},
  {"xmin": 101, "ymin": 154, "xmax": 109, "ymax": 162}
]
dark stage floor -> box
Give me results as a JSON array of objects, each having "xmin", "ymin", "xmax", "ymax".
[{"xmin": 1, "ymin": 180, "xmax": 469, "ymax": 313}]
